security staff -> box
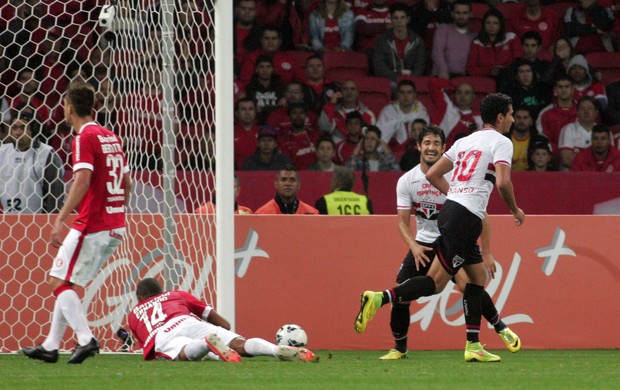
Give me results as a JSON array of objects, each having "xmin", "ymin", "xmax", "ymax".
[{"xmin": 315, "ymin": 166, "xmax": 372, "ymax": 215}]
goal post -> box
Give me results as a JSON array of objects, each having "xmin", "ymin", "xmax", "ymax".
[{"xmin": 0, "ymin": 0, "xmax": 235, "ymax": 352}]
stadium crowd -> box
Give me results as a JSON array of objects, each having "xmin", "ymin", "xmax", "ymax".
[{"xmin": 2, "ymin": 0, "xmax": 620, "ymax": 214}]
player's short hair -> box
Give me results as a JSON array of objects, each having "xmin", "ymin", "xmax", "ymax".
[
  {"xmin": 345, "ymin": 111, "xmax": 364, "ymax": 123},
  {"xmin": 418, "ymin": 124, "xmax": 446, "ymax": 145},
  {"xmin": 332, "ymin": 165, "xmax": 355, "ymax": 191},
  {"xmin": 480, "ymin": 93, "xmax": 513, "ymax": 125},
  {"xmin": 592, "ymin": 124, "xmax": 610, "ymax": 137},
  {"xmin": 136, "ymin": 278, "xmax": 163, "ymax": 300},
  {"xmin": 521, "ymin": 31, "xmax": 542, "ymax": 46},
  {"xmin": 276, "ymin": 163, "xmax": 298, "ymax": 178},
  {"xmin": 397, "ymin": 79, "xmax": 416, "ymax": 92},
  {"xmin": 389, "ymin": 2, "xmax": 409, "ymax": 16},
  {"xmin": 66, "ymin": 81, "xmax": 95, "ymax": 117}
]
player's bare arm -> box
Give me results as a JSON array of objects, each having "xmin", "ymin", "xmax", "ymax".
[
  {"xmin": 206, "ymin": 309, "xmax": 231, "ymax": 330},
  {"xmin": 397, "ymin": 209, "xmax": 432, "ymax": 270},
  {"xmin": 123, "ymin": 172, "xmax": 132, "ymax": 207},
  {"xmin": 425, "ymin": 156, "xmax": 452, "ymax": 195},
  {"xmin": 50, "ymin": 169, "xmax": 92, "ymax": 248},
  {"xmin": 494, "ymin": 163, "xmax": 525, "ymax": 226},
  {"xmin": 480, "ymin": 213, "xmax": 496, "ymax": 279}
]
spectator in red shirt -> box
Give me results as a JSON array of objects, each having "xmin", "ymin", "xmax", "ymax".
[
  {"xmin": 354, "ymin": 0, "xmax": 392, "ymax": 53},
  {"xmin": 536, "ymin": 75, "xmax": 577, "ymax": 154},
  {"xmin": 234, "ymin": 0, "xmax": 262, "ymax": 68},
  {"xmin": 335, "ymin": 111, "xmax": 365, "ymax": 165},
  {"xmin": 234, "ymin": 98, "xmax": 260, "ymax": 169},
  {"xmin": 267, "ymin": 81, "xmax": 318, "ymax": 137},
  {"xmin": 308, "ymin": 0, "xmax": 355, "ymax": 52},
  {"xmin": 318, "ymin": 79, "xmax": 376, "ymax": 142},
  {"xmin": 279, "ymin": 102, "xmax": 320, "ymax": 170},
  {"xmin": 466, "ymin": 7, "xmax": 522, "ymax": 79},
  {"xmin": 571, "ymin": 124, "xmax": 620, "ymax": 172},
  {"xmin": 255, "ymin": 0, "xmax": 305, "ymax": 51},
  {"xmin": 508, "ymin": 0, "xmax": 561, "ymax": 52},
  {"xmin": 239, "ymin": 26, "xmax": 304, "ymax": 86},
  {"xmin": 567, "ymin": 54, "xmax": 607, "ymax": 111}
]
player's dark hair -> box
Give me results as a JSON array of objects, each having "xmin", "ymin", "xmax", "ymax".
[
  {"xmin": 397, "ymin": 79, "xmax": 416, "ymax": 92},
  {"xmin": 451, "ymin": 0, "xmax": 471, "ymax": 11},
  {"xmin": 66, "ymin": 81, "xmax": 95, "ymax": 117},
  {"xmin": 418, "ymin": 124, "xmax": 446, "ymax": 145},
  {"xmin": 480, "ymin": 93, "xmax": 512, "ymax": 125},
  {"xmin": 316, "ymin": 134, "xmax": 335, "ymax": 149},
  {"xmin": 136, "ymin": 278, "xmax": 163, "ymax": 300},
  {"xmin": 389, "ymin": 2, "xmax": 409, "ymax": 17},
  {"xmin": 345, "ymin": 110, "xmax": 364, "ymax": 123},
  {"xmin": 477, "ymin": 8, "xmax": 506, "ymax": 44},
  {"xmin": 521, "ymin": 30, "xmax": 542, "ymax": 46},
  {"xmin": 592, "ymin": 124, "xmax": 610, "ymax": 136}
]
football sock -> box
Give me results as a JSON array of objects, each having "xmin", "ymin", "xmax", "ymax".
[
  {"xmin": 391, "ymin": 303, "xmax": 410, "ymax": 353},
  {"xmin": 463, "ymin": 283, "xmax": 484, "ymax": 343},
  {"xmin": 184, "ymin": 339, "xmax": 209, "ymax": 360},
  {"xmin": 481, "ymin": 290, "xmax": 507, "ymax": 332},
  {"xmin": 42, "ymin": 301, "xmax": 68, "ymax": 351},
  {"xmin": 390, "ymin": 275, "xmax": 435, "ymax": 303},
  {"xmin": 244, "ymin": 338, "xmax": 278, "ymax": 357},
  {"xmin": 56, "ymin": 287, "xmax": 94, "ymax": 346}
]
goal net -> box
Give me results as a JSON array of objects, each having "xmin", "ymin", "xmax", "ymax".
[{"xmin": 0, "ymin": 0, "xmax": 234, "ymax": 353}]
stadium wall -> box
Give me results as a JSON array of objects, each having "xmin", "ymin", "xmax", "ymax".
[{"xmin": 1, "ymin": 214, "xmax": 619, "ymax": 351}]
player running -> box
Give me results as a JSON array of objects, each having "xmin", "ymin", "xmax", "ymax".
[
  {"xmin": 129, "ymin": 278, "xmax": 318, "ymax": 363},
  {"xmin": 373, "ymin": 124, "xmax": 520, "ymax": 361},
  {"xmin": 355, "ymin": 93, "xmax": 525, "ymax": 362}
]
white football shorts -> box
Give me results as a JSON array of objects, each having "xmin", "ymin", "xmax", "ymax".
[
  {"xmin": 154, "ymin": 315, "xmax": 241, "ymax": 360},
  {"xmin": 50, "ymin": 227, "xmax": 125, "ymax": 286}
]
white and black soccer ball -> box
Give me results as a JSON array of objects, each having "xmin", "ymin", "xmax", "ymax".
[{"xmin": 275, "ymin": 324, "xmax": 308, "ymax": 347}]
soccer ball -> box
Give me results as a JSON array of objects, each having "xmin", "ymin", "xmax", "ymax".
[{"xmin": 275, "ymin": 324, "xmax": 308, "ymax": 347}]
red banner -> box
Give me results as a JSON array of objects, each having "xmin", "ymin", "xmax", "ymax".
[{"xmin": 1, "ymin": 215, "xmax": 619, "ymax": 352}]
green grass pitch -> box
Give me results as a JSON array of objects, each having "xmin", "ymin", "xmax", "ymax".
[{"xmin": 2, "ymin": 350, "xmax": 619, "ymax": 389}]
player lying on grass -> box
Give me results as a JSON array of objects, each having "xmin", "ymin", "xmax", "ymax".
[
  {"xmin": 129, "ymin": 278, "xmax": 318, "ymax": 362},
  {"xmin": 355, "ymin": 124, "xmax": 521, "ymax": 362}
]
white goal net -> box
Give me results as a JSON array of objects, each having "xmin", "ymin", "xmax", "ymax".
[{"xmin": 0, "ymin": 0, "xmax": 234, "ymax": 353}]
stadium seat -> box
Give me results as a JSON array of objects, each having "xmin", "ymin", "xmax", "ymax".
[
  {"xmin": 496, "ymin": 2, "xmax": 523, "ymax": 25},
  {"xmin": 355, "ymin": 76, "xmax": 392, "ymax": 115},
  {"xmin": 288, "ymin": 50, "xmax": 314, "ymax": 68},
  {"xmin": 585, "ymin": 52, "xmax": 620, "ymax": 83},
  {"xmin": 450, "ymin": 76, "xmax": 496, "ymax": 111},
  {"xmin": 470, "ymin": 2, "xmax": 489, "ymax": 34},
  {"xmin": 398, "ymin": 75, "xmax": 436, "ymax": 118},
  {"xmin": 323, "ymin": 51, "xmax": 369, "ymax": 82},
  {"xmin": 544, "ymin": 1, "xmax": 574, "ymax": 19}
]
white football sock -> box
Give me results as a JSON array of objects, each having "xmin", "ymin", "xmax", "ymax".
[
  {"xmin": 57, "ymin": 288, "xmax": 94, "ymax": 346},
  {"xmin": 183, "ymin": 339, "xmax": 209, "ymax": 361},
  {"xmin": 42, "ymin": 301, "xmax": 67, "ymax": 351},
  {"xmin": 243, "ymin": 338, "xmax": 278, "ymax": 357}
]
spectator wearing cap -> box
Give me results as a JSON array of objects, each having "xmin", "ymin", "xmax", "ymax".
[
  {"xmin": 527, "ymin": 139, "xmax": 557, "ymax": 171},
  {"xmin": 239, "ymin": 26, "xmax": 304, "ymax": 86},
  {"xmin": 243, "ymin": 54, "xmax": 286, "ymax": 124},
  {"xmin": 241, "ymin": 125, "xmax": 292, "ymax": 171},
  {"xmin": 279, "ymin": 102, "xmax": 320, "ymax": 170},
  {"xmin": 571, "ymin": 124, "xmax": 620, "ymax": 172},
  {"xmin": 0, "ymin": 110, "xmax": 65, "ymax": 213},
  {"xmin": 254, "ymin": 164, "xmax": 319, "ymax": 214}
]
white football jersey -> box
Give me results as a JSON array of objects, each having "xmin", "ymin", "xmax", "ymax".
[
  {"xmin": 396, "ymin": 164, "xmax": 449, "ymax": 244},
  {"xmin": 0, "ymin": 143, "xmax": 58, "ymax": 213},
  {"xmin": 443, "ymin": 128, "xmax": 513, "ymax": 219}
]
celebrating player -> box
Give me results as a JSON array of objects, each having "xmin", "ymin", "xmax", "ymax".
[
  {"xmin": 128, "ymin": 278, "xmax": 318, "ymax": 363},
  {"xmin": 22, "ymin": 81, "xmax": 131, "ymax": 364},
  {"xmin": 356, "ymin": 93, "xmax": 525, "ymax": 362},
  {"xmin": 377, "ymin": 124, "xmax": 520, "ymax": 360}
]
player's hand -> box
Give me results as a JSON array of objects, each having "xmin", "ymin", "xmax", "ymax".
[
  {"xmin": 513, "ymin": 208, "xmax": 525, "ymax": 226},
  {"xmin": 482, "ymin": 252, "xmax": 497, "ymax": 279},
  {"xmin": 412, "ymin": 244, "xmax": 433, "ymax": 271},
  {"xmin": 50, "ymin": 220, "xmax": 65, "ymax": 248}
]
